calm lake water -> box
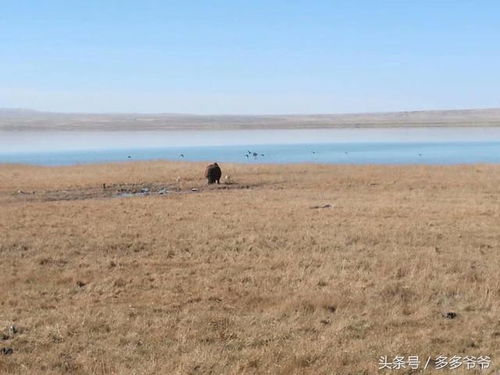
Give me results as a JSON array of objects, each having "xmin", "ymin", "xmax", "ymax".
[{"xmin": 2, "ymin": 128, "xmax": 500, "ymax": 165}]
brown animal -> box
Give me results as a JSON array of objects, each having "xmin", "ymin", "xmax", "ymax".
[{"xmin": 204, "ymin": 162, "xmax": 222, "ymax": 184}]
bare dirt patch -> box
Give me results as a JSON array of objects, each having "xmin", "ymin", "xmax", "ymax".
[{"xmin": 7, "ymin": 181, "xmax": 255, "ymax": 203}]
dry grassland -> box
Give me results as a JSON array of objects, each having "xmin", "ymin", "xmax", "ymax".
[
  {"xmin": 3, "ymin": 108, "xmax": 500, "ymax": 131},
  {"xmin": 0, "ymin": 161, "xmax": 499, "ymax": 374}
]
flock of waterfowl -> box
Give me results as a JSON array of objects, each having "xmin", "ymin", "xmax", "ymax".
[{"xmin": 123, "ymin": 150, "xmax": 426, "ymax": 161}]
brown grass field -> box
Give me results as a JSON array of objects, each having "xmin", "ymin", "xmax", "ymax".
[{"xmin": 0, "ymin": 161, "xmax": 499, "ymax": 374}]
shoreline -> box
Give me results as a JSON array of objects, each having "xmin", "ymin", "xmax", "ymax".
[
  {"xmin": 1, "ymin": 160, "xmax": 499, "ymax": 190},
  {"xmin": 3, "ymin": 160, "xmax": 500, "ymax": 169},
  {"xmin": 3, "ymin": 122, "xmax": 500, "ymax": 132}
]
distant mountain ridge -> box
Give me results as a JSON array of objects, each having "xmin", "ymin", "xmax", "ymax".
[
  {"xmin": 0, "ymin": 108, "xmax": 44, "ymax": 116},
  {"xmin": 2, "ymin": 108, "xmax": 500, "ymax": 131}
]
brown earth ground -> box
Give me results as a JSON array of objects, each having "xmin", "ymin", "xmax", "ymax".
[{"xmin": 0, "ymin": 161, "xmax": 499, "ymax": 374}]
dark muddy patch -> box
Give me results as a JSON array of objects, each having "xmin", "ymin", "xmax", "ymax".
[{"xmin": 6, "ymin": 181, "xmax": 257, "ymax": 203}]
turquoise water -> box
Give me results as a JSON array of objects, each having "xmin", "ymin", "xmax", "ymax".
[
  {"xmin": 2, "ymin": 128, "xmax": 500, "ymax": 165},
  {"xmin": 2, "ymin": 141, "xmax": 500, "ymax": 166}
]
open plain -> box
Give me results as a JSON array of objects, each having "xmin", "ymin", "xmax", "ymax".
[
  {"xmin": 3, "ymin": 108, "xmax": 500, "ymax": 131},
  {"xmin": 0, "ymin": 161, "xmax": 499, "ymax": 374}
]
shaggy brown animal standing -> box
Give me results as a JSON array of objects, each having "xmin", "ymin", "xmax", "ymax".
[{"xmin": 204, "ymin": 162, "xmax": 222, "ymax": 184}]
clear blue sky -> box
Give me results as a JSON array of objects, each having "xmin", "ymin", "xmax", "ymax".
[{"xmin": 1, "ymin": 0, "xmax": 500, "ymax": 114}]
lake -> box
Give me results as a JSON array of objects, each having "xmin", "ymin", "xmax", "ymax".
[{"xmin": 2, "ymin": 127, "xmax": 500, "ymax": 165}]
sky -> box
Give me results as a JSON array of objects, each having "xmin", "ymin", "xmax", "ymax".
[{"xmin": 1, "ymin": 0, "xmax": 500, "ymax": 114}]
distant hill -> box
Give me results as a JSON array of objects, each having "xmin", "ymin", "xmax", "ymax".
[
  {"xmin": 2, "ymin": 108, "xmax": 500, "ymax": 131},
  {"xmin": 0, "ymin": 108, "xmax": 43, "ymax": 116}
]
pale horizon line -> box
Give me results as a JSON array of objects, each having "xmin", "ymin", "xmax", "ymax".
[{"xmin": 2, "ymin": 106, "xmax": 500, "ymax": 117}]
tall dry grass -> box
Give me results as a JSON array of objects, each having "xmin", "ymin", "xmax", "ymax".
[{"xmin": 0, "ymin": 162, "xmax": 499, "ymax": 374}]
